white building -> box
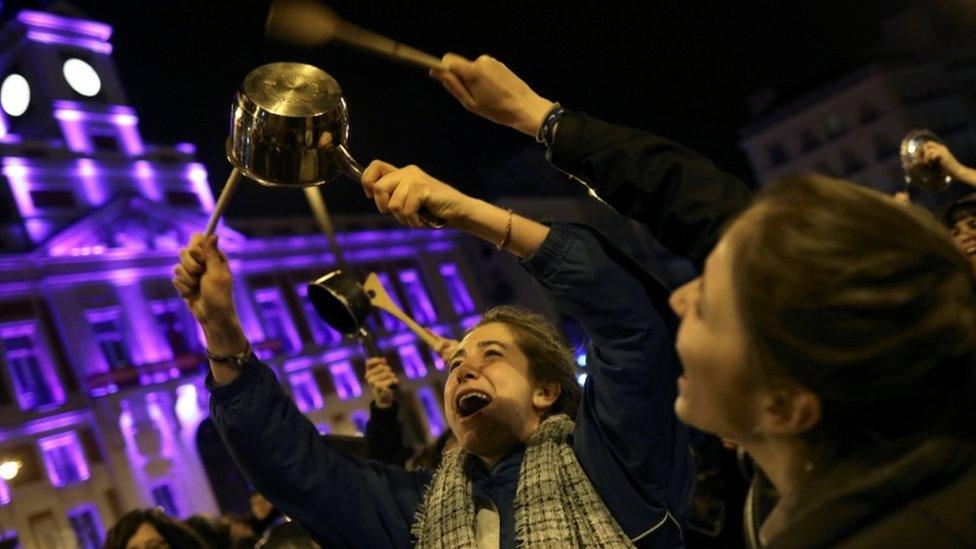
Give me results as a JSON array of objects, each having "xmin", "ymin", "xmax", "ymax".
[
  {"xmin": 740, "ymin": 51, "xmax": 976, "ymax": 209},
  {"xmin": 0, "ymin": 6, "xmax": 488, "ymax": 547}
]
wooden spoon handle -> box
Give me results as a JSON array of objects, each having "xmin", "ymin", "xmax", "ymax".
[{"xmin": 363, "ymin": 273, "xmax": 441, "ymax": 349}]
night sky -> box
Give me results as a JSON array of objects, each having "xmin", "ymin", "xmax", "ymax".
[{"xmin": 11, "ymin": 0, "xmax": 976, "ymax": 219}]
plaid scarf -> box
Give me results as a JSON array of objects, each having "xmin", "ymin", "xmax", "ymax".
[{"xmin": 412, "ymin": 414, "xmax": 634, "ymax": 548}]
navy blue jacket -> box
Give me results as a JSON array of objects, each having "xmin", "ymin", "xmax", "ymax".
[
  {"xmin": 549, "ymin": 111, "xmax": 752, "ymax": 273},
  {"xmin": 209, "ymin": 222, "xmax": 694, "ymax": 548},
  {"xmin": 209, "ymin": 114, "xmax": 752, "ymax": 548}
]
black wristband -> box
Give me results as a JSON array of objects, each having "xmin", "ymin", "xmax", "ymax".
[
  {"xmin": 205, "ymin": 344, "xmax": 254, "ymax": 367},
  {"xmin": 536, "ymin": 102, "xmax": 566, "ymax": 149}
]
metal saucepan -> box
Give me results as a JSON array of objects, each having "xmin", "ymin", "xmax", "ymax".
[
  {"xmin": 900, "ymin": 128, "xmax": 952, "ymax": 192},
  {"xmin": 307, "ymin": 270, "xmax": 382, "ymax": 357},
  {"xmin": 204, "ymin": 62, "xmax": 444, "ymax": 235},
  {"xmin": 307, "ymin": 270, "xmax": 444, "ymax": 358}
]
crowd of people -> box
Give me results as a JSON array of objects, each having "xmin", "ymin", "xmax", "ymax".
[
  {"xmin": 103, "ymin": 492, "xmax": 312, "ymax": 549},
  {"xmin": 103, "ymin": 52, "xmax": 976, "ymax": 548}
]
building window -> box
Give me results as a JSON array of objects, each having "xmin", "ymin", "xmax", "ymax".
[
  {"xmin": 90, "ymin": 134, "xmax": 119, "ymax": 152},
  {"xmin": 859, "ymin": 104, "xmax": 880, "ymax": 124},
  {"xmin": 254, "ymin": 288, "xmax": 300, "ymax": 355},
  {"xmin": 289, "ymin": 371, "xmax": 324, "ymax": 412},
  {"xmin": 29, "ymin": 189, "xmax": 77, "ymax": 208},
  {"xmin": 397, "ymin": 344, "xmax": 427, "ymax": 380},
  {"xmin": 350, "ymin": 410, "xmax": 368, "ymax": 434},
  {"xmin": 799, "ymin": 131, "xmax": 821, "ymax": 153},
  {"xmin": 0, "ymin": 478, "xmax": 10, "ymax": 505},
  {"xmin": 151, "ymin": 482, "xmax": 179, "ymax": 517},
  {"xmin": 397, "ymin": 269, "xmax": 436, "ymax": 324},
  {"xmin": 163, "ymin": 190, "xmax": 201, "ymax": 208},
  {"xmin": 823, "ymin": 114, "xmax": 846, "ymax": 139},
  {"xmin": 68, "ymin": 503, "xmax": 103, "ymax": 549},
  {"xmin": 375, "ymin": 273, "xmax": 407, "ymax": 332},
  {"xmin": 0, "ymin": 322, "xmax": 65, "ymax": 411},
  {"xmin": 329, "ymin": 361, "xmax": 362, "ymax": 400},
  {"xmin": 439, "ymin": 263, "xmax": 476, "ymax": 315},
  {"xmin": 766, "ymin": 143, "xmax": 789, "ymax": 167},
  {"xmin": 38, "ymin": 431, "xmax": 90, "ymax": 487},
  {"xmin": 416, "ymin": 388, "xmax": 445, "ymax": 437},
  {"xmin": 86, "ymin": 308, "xmax": 131, "ymax": 370},
  {"xmin": 150, "ymin": 299, "xmax": 195, "ymax": 356},
  {"xmin": 874, "ymin": 135, "xmax": 897, "ymax": 161},
  {"xmin": 840, "ymin": 151, "xmax": 866, "ymax": 175},
  {"xmin": 295, "ymin": 284, "xmax": 343, "ymax": 347}
]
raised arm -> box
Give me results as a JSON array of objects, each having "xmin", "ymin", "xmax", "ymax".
[
  {"xmin": 430, "ymin": 53, "xmax": 752, "ymax": 269},
  {"xmin": 360, "ymin": 163, "xmax": 695, "ymax": 537},
  {"xmin": 920, "ymin": 141, "xmax": 976, "ymax": 187},
  {"xmin": 360, "ymin": 160, "xmax": 549, "ymax": 258},
  {"xmin": 172, "ymin": 235, "xmax": 426, "ymax": 548}
]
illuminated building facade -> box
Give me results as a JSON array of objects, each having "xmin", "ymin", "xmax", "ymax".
[
  {"xmin": 739, "ymin": 50, "xmax": 976, "ymax": 209},
  {"xmin": 0, "ymin": 7, "xmax": 484, "ymax": 548}
]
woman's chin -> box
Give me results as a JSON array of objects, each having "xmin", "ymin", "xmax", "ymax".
[{"xmin": 673, "ymin": 394, "xmax": 693, "ymax": 424}]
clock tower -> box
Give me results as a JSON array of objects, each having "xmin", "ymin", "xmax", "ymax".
[{"xmin": 0, "ymin": 3, "xmax": 215, "ymax": 249}]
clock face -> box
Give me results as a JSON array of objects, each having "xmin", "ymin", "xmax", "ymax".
[
  {"xmin": 62, "ymin": 58, "xmax": 101, "ymax": 97},
  {"xmin": 0, "ymin": 73, "xmax": 30, "ymax": 117}
]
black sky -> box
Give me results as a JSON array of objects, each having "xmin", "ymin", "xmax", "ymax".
[{"xmin": 12, "ymin": 0, "xmax": 976, "ymax": 218}]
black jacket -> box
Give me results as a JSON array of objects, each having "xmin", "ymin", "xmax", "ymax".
[
  {"xmin": 549, "ymin": 111, "xmax": 753, "ymax": 272},
  {"xmin": 768, "ymin": 438, "xmax": 976, "ymax": 548}
]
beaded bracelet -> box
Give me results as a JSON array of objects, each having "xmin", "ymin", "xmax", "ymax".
[{"xmin": 497, "ymin": 209, "xmax": 515, "ymax": 251}]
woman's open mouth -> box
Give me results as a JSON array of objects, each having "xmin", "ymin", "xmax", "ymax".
[{"xmin": 456, "ymin": 391, "xmax": 492, "ymax": 418}]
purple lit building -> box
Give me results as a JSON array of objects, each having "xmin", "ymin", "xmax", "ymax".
[{"xmin": 0, "ymin": 7, "xmax": 484, "ymax": 548}]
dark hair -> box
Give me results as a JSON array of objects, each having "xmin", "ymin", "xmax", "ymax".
[
  {"xmin": 470, "ymin": 306, "xmax": 581, "ymax": 418},
  {"xmin": 408, "ymin": 430, "xmax": 455, "ymax": 471},
  {"xmin": 730, "ymin": 174, "xmax": 976, "ymax": 462},
  {"xmin": 103, "ymin": 508, "xmax": 207, "ymax": 549},
  {"xmin": 942, "ymin": 193, "xmax": 976, "ymax": 228},
  {"xmin": 184, "ymin": 515, "xmax": 231, "ymax": 549},
  {"xmin": 257, "ymin": 520, "xmax": 315, "ymax": 549}
]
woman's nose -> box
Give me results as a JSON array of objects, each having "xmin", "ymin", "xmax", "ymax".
[
  {"xmin": 455, "ymin": 361, "xmax": 480, "ymax": 383},
  {"xmin": 670, "ymin": 279, "xmax": 695, "ymax": 317}
]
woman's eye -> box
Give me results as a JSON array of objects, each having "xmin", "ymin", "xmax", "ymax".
[
  {"xmin": 449, "ymin": 360, "xmax": 461, "ymax": 371},
  {"xmin": 485, "ymin": 349, "xmax": 501, "ymax": 358}
]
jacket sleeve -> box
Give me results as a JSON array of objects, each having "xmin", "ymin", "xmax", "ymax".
[
  {"xmin": 520, "ymin": 222, "xmax": 695, "ymax": 541},
  {"xmin": 207, "ymin": 359, "xmax": 430, "ymax": 548},
  {"xmin": 549, "ymin": 112, "xmax": 753, "ymax": 270},
  {"xmin": 366, "ymin": 401, "xmax": 409, "ymax": 466}
]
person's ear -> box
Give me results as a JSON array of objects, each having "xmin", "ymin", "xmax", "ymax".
[
  {"xmin": 532, "ymin": 381, "xmax": 561, "ymax": 413},
  {"xmin": 758, "ymin": 381, "xmax": 821, "ymax": 436}
]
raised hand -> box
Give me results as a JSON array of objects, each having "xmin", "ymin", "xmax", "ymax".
[
  {"xmin": 365, "ymin": 357, "xmax": 399, "ymax": 408},
  {"xmin": 361, "ymin": 161, "xmax": 475, "ymax": 228},
  {"xmin": 430, "ymin": 53, "xmax": 555, "ymax": 137},
  {"xmin": 173, "ymin": 234, "xmax": 236, "ymax": 326},
  {"xmin": 173, "ymin": 234, "xmax": 248, "ymax": 365}
]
